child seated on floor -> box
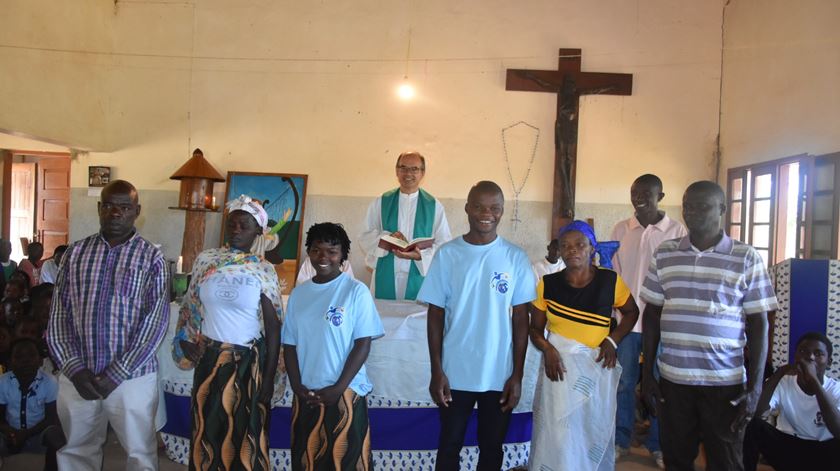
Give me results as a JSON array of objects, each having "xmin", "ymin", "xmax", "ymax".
[
  {"xmin": 8, "ymin": 271, "xmax": 31, "ymax": 300},
  {"xmin": 0, "ymin": 337, "xmax": 64, "ymax": 471},
  {"xmin": 744, "ymin": 331, "xmax": 840, "ymax": 470},
  {"xmin": 28, "ymin": 283, "xmax": 54, "ymax": 333},
  {"xmin": 2, "ymin": 278, "xmax": 26, "ymax": 304},
  {"xmin": 14, "ymin": 318, "xmax": 40, "ymax": 340},
  {"xmin": 1, "ymin": 299, "xmax": 23, "ymax": 329}
]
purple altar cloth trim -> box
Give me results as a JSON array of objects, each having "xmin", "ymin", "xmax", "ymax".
[{"xmin": 161, "ymin": 392, "xmax": 532, "ymax": 450}]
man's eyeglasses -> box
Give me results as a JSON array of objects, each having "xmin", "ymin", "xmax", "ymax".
[{"xmin": 396, "ymin": 165, "xmax": 424, "ymax": 174}]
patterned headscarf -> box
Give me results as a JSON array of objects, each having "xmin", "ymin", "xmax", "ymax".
[
  {"xmin": 225, "ymin": 195, "xmax": 278, "ymax": 256},
  {"xmin": 226, "ymin": 195, "xmax": 269, "ymax": 231},
  {"xmin": 558, "ymin": 220, "xmax": 598, "ymax": 251}
]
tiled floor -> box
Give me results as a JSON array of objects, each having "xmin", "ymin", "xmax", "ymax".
[
  {"xmin": 2, "ymin": 445, "xmax": 774, "ymax": 471},
  {"xmin": 3, "ymin": 432, "xmax": 773, "ymax": 470}
]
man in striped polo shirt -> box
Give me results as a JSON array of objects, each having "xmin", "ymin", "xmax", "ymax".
[{"xmin": 640, "ymin": 180, "xmax": 778, "ymax": 471}]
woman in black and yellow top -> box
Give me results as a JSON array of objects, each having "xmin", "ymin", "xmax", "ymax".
[{"xmin": 528, "ymin": 220, "xmax": 639, "ymax": 471}]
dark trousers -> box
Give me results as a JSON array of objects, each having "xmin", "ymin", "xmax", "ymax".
[
  {"xmin": 743, "ymin": 417, "xmax": 840, "ymax": 471},
  {"xmin": 659, "ymin": 378, "xmax": 745, "ymax": 471},
  {"xmin": 435, "ymin": 390, "xmax": 512, "ymax": 471}
]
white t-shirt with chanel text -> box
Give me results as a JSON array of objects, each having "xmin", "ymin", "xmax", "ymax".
[{"xmin": 200, "ymin": 271, "xmax": 263, "ymax": 346}]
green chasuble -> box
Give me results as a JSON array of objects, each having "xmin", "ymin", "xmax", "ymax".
[{"xmin": 375, "ymin": 188, "xmax": 435, "ymax": 300}]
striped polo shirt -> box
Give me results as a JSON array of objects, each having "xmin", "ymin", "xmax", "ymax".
[{"xmin": 640, "ymin": 234, "xmax": 778, "ymax": 386}]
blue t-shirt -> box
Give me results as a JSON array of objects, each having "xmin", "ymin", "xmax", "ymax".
[
  {"xmin": 417, "ymin": 235, "xmax": 536, "ymax": 392},
  {"xmin": 283, "ymin": 273, "xmax": 384, "ymax": 396},
  {"xmin": 0, "ymin": 370, "xmax": 58, "ymax": 429}
]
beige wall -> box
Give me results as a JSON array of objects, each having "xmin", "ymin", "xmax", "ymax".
[
  {"xmin": 719, "ymin": 0, "xmax": 840, "ymax": 172},
  {"xmin": 1, "ymin": 0, "xmax": 718, "ymax": 262}
]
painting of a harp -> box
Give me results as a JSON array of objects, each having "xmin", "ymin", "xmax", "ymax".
[{"xmin": 221, "ymin": 172, "xmax": 308, "ymax": 294}]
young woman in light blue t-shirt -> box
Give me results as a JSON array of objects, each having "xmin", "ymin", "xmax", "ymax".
[{"xmin": 283, "ymin": 223, "xmax": 384, "ymax": 471}]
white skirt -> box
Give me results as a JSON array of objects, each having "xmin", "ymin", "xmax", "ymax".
[{"xmin": 529, "ymin": 333, "xmax": 622, "ymax": 471}]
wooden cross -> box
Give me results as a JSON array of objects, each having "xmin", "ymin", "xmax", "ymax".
[{"xmin": 506, "ymin": 48, "xmax": 633, "ymax": 237}]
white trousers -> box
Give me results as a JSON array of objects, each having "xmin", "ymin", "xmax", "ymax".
[{"xmin": 57, "ymin": 372, "xmax": 159, "ymax": 471}]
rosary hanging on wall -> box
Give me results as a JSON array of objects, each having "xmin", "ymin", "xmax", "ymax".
[{"xmin": 501, "ymin": 121, "xmax": 540, "ymax": 231}]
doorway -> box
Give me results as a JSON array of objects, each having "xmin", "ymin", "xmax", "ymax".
[{"xmin": 2, "ymin": 151, "xmax": 71, "ymax": 260}]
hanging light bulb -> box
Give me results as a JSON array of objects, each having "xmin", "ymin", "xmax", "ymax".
[
  {"xmin": 397, "ymin": 77, "xmax": 415, "ymax": 100},
  {"xmin": 396, "ymin": 27, "xmax": 416, "ymax": 101}
]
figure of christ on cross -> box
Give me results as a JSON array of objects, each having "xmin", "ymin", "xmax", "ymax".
[{"xmin": 506, "ymin": 48, "xmax": 633, "ymax": 237}]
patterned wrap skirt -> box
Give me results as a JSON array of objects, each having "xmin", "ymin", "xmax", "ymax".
[
  {"xmin": 190, "ymin": 337, "xmax": 270, "ymax": 471},
  {"xmin": 290, "ymin": 389, "xmax": 372, "ymax": 471}
]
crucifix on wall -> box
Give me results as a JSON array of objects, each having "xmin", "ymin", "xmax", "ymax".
[{"xmin": 506, "ymin": 48, "xmax": 633, "ymax": 237}]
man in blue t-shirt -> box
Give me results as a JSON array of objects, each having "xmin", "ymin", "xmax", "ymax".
[{"xmin": 418, "ymin": 181, "xmax": 536, "ymax": 471}]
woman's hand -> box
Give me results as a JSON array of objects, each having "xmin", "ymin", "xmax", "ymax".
[
  {"xmin": 543, "ymin": 345, "xmax": 566, "ymax": 381},
  {"xmin": 179, "ymin": 340, "xmax": 205, "ymax": 363},
  {"xmin": 258, "ymin": 382, "xmax": 275, "ymax": 406},
  {"xmin": 596, "ymin": 336, "xmax": 618, "ymax": 368},
  {"xmin": 311, "ymin": 385, "xmax": 343, "ymax": 407},
  {"xmin": 291, "ymin": 383, "xmax": 312, "ymax": 401}
]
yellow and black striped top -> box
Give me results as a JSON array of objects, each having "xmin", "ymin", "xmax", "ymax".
[{"xmin": 534, "ymin": 268, "xmax": 630, "ymax": 348}]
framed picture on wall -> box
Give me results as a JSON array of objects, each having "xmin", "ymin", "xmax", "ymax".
[
  {"xmin": 220, "ymin": 172, "xmax": 308, "ymax": 294},
  {"xmin": 88, "ymin": 166, "xmax": 111, "ymax": 187}
]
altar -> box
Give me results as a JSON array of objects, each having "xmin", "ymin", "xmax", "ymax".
[{"xmin": 158, "ymin": 299, "xmax": 542, "ymax": 470}]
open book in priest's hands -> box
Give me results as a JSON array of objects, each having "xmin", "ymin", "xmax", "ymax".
[{"xmin": 377, "ymin": 234, "xmax": 435, "ymax": 252}]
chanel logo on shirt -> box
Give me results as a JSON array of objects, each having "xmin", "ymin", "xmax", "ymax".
[
  {"xmin": 215, "ymin": 288, "xmax": 239, "ymax": 301},
  {"xmin": 325, "ymin": 306, "xmax": 345, "ymax": 326},
  {"xmin": 490, "ymin": 272, "xmax": 511, "ymax": 294}
]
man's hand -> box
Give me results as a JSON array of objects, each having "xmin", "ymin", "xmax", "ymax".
[
  {"xmin": 543, "ymin": 345, "xmax": 566, "ymax": 381},
  {"xmin": 179, "ymin": 340, "xmax": 205, "ymax": 363},
  {"xmin": 70, "ymin": 369, "xmax": 101, "ymax": 400},
  {"xmin": 499, "ymin": 376, "xmax": 522, "ymax": 412},
  {"xmin": 596, "ymin": 337, "xmax": 618, "ymax": 369},
  {"xmin": 311, "ymin": 385, "xmax": 343, "ymax": 407},
  {"xmin": 796, "ymin": 358, "xmax": 822, "ymax": 395},
  {"xmin": 93, "ymin": 375, "xmax": 119, "ymax": 399},
  {"xmin": 390, "ymin": 231, "xmax": 407, "ymax": 242},
  {"xmin": 730, "ymin": 387, "xmax": 762, "ymax": 432},
  {"xmin": 429, "ymin": 371, "xmax": 452, "ymax": 407},
  {"xmin": 777, "ymin": 363, "xmax": 797, "ymax": 376},
  {"xmin": 393, "ymin": 247, "xmax": 422, "ymax": 260},
  {"xmin": 642, "ymin": 372, "xmax": 664, "ymax": 417}
]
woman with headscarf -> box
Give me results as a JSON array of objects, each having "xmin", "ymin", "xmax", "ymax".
[
  {"xmin": 528, "ymin": 220, "xmax": 640, "ymax": 471},
  {"xmin": 172, "ymin": 195, "xmax": 283, "ymax": 471}
]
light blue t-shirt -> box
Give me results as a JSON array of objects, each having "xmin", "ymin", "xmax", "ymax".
[
  {"xmin": 283, "ymin": 273, "xmax": 384, "ymax": 396},
  {"xmin": 417, "ymin": 235, "xmax": 536, "ymax": 392},
  {"xmin": 0, "ymin": 370, "xmax": 58, "ymax": 429}
]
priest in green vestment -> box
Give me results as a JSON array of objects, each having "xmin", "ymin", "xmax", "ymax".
[{"xmin": 358, "ymin": 151, "xmax": 452, "ymax": 300}]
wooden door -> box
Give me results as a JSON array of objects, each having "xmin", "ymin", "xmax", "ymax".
[
  {"xmin": 36, "ymin": 157, "xmax": 70, "ymax": 257},
  {"xmin": 10, "ymin": 163, "xmax": 36, "ymax": 261}
]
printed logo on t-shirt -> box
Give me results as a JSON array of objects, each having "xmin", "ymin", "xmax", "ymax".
[
  {"xmin": 325, "ymin": 306, "xmax": 345, "ymax": 327},
  {"xmin": 490, "ymin": 272, "xmax": 511, "ymax": 294},
  {"xmin": 215, "ymin": 288, "xmax": 239, "ymax": 301},
  {"xmin": 815, "ymin": 411, "xmax": 825, "ymax": 428},
  {"xmin": 211, "ymin": 274, "xmax": 259, "ymax": 303}
]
